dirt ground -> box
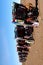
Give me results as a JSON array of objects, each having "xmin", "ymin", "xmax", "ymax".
[{"xmin": 21, "ymin": 0, "xmax": 43, "ymax": 65}]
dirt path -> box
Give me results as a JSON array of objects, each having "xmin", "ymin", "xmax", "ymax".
[{"xmin": 21, "ymin": 0, "xmax": 43, "ymax": 65}]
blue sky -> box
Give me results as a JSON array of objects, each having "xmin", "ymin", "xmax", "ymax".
[{"xmin": 0, "ymin": 0, "xmax": 22, "ymax": 65}]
